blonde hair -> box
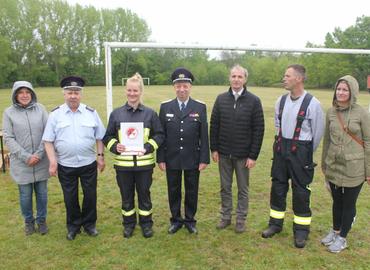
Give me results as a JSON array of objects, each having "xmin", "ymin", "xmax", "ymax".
[{"xmin": 126, "ymin": 72, "xmax": 144, "ymax": 92}]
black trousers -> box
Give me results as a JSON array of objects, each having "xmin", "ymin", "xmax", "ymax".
[
  {"xmin": 58, "ymin": 161, "xmax": 97, "ymax": 233},
  {"xmin": 330, "ymin": 182, "xmax": 363, "ymax": 238},
  {"xmin": 166, "ymin": 169, "xmax": 200, "ymax": 226},
  {"xmin": 269, "ymin": 139, "xmax": 315, "ymax": 235},
  {"xmin": 116, "ymin": 169, "xmax": 153, "ymax": 228}
]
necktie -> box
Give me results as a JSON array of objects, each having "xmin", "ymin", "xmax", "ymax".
[
  {"xmin": 234, "ymin": 93, "xmax": 239, "ymax": 109},
  {"xmin": 181, "ymin": 102, "xmax": 185, "ymax": 111}
]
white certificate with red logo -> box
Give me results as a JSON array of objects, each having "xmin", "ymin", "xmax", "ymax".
[{"xmin": 120, "ymin": 122, "xmax": 144, "ymax": 155}]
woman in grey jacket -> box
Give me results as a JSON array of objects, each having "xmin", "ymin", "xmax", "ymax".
[
  {"xmin": 321, "ymin": 75, "xmax": 370, "ymax": 253},
  {"xmin": 2, "ymin": 81, "xmax": 49, "ymax": 235}
]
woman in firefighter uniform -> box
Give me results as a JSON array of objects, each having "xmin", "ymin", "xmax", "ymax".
[{"xmin": 103, "ymin": 73, "xmax": 164, "ymax": 238}]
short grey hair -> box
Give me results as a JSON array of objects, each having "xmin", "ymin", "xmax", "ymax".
[{"xmin": 230, "ymin": 64, "xmax": 248, "ymax": 79}]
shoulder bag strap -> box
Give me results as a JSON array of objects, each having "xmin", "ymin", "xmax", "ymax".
[{"xmin": 336, "ymin": 111, "xmax": 364, "ymax": 148}]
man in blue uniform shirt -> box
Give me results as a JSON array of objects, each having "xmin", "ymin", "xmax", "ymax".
[
  {"xmin": 157, "ymin": 67, "xmax": 210, "ymax": 234},
  {"xmin": 43, "ymin": 76, "xmax": 106, "ymax": 240}
]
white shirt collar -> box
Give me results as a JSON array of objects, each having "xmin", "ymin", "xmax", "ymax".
[
  {"xmin": 177, "ymin": 98, "xmax": 189, "ymax": 107},
  {"xmin": 232, "ymin": 88, "xmax": 243, "ymax": 96},
  {"xmin": 63, "ymin": 103, "xmax": 83, "ymax": 113}
]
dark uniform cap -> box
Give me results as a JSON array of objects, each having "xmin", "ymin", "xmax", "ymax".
[
  {"xmin": 171, "ymin": 67, "xmax": 194, "ymax": 84},
  {"xmin": 60, "ymin": 76, "xmax": 85, "ymax": 90}
]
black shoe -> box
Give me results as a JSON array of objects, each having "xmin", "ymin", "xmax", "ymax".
[
  {"xmin": 185, "ymin": 224, "xmax": 198, "ymax": 234},
  {"xmin": 66, "ymin": 231, "xmax": 78, "ymax": 241},
  {"xmin": 85, "ymin": 227, "xmax": 99, "ymax": 237},
  {"xmin": 294, "ymin": 237, "xmax": 307, "ymax": 248},
  {"xmin": 123, "ymin": 227, "xmax": 135, "ymax": 238},
  {"xmin": 142, "ymin": 226, "xmax": 153, "ymax": 238},
  {"xmin": 261, "ymin": 226, "xmax": 282, "ymax": 238},
  {"xmin": 168, "ymin": 223, "xmax": 183, "ymax": 234},
  {"xmin": 25, "ymin": 221, "xmax": 35, "ymax": 236},
  {"xmin": 37, "ymin": 222, "xmax": 48, "ymax": 235}
]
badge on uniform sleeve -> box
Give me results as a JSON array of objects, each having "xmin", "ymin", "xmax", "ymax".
[{"xmin": 166, "ymin": 113, "xmax": 174, "ymax": 117}]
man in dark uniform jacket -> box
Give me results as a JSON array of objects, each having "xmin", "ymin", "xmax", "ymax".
[{"xmin": 157, "ymin": 67, "xmax": 210, "ymax": 234}]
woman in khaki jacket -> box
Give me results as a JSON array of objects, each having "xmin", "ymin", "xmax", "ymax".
[{"xmin": 321, "ymin": 75, "xmax": 370, "ymax": 253}]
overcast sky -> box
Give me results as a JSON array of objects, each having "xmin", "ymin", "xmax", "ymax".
[{"xmin": 66, "ymin": 0, "xmax": 368, "ymax": 48}]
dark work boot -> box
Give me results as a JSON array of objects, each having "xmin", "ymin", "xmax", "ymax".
[
  {"xmin": 142, "ymin": 226, "xmax": 153, "ymax": 238},
  {"xmin": 294, "ymin": 231, "xmax": 308, "ymax": 248},
  {"xmin": 261, "ymin": 225, "xmax": 282, "ymax": 238},
  {"xmin": 123, "ymin": 226, "xmax": 135, "ymax": 238}
]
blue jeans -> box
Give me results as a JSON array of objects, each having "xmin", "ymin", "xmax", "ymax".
[{"xmin": 18, "ymin": 180, "xmax": 48, "ymax": 224}]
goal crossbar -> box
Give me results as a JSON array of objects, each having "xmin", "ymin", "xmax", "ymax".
[
  {"xmin": 104, "ymin": 42, "xmax": 370, "ymax": 120},
  {"xmin": 122, "ymin": 77, "xmax": 150, "ymax": 86}
]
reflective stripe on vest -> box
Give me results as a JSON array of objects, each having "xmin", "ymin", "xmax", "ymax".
[
  {"xmin": 122, "ymin": 208, "xmax": 135, "ymax": 216},
  {"xmin": 148, "ymin": 138, "xmax": 158, "ymax": 150},
  {"xmin": 293, "ymin": 215, "xmax": 311, "ymax": 225},
  {"xmin": 144, "ymin": 128, "xmax": 150, "ymax": 141},
  {"xmin": 115, "ymin": 153, "xmax": 154, "ymax": 161},
  {"xmin": 270, "ymin": 209, "xmax": 285, "ymax": 219},
  {"xmin": 115, "ymin": 159, "xmax": 154, "ymax": 167},
  {"xmin": 107, "ymin": 138, "xmax": 118, "ymax": 150},
  {"xmin": 138, "ymin": 208, "xmax": 152, "ymax": 216}
]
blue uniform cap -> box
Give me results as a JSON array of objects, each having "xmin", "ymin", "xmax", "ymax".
[
  {"xmin": 171, "ymin": 67, "xmax": 194, "ymax": 84},
  {"xmin": 60, "ymin": 76, "xmax": 85, "ymax": 90}
]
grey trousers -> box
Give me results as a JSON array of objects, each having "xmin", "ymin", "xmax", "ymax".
[{"xmin": 219, "ymin": 156, "xmax": 249, "ymax": 221}]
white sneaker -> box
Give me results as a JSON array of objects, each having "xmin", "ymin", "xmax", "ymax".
[
  {"xmin": 328, "ymin": 236, "xmax": 347, "ymax": 253},
  {"xmin": 321, "ymin": 229, "xmax": 337, "ymax": 246}
]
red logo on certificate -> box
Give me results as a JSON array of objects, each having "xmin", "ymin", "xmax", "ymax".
[
  {"xmin": 120, "ymin": 122, "xmax": 144, "ymax": 155},
  {"xmin": 126, "ymin": 127, "xmax": 138, "ymax": 139}
]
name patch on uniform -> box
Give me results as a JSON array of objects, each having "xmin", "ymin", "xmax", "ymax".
[
  {"xmin": 166, "ymin": 113, "xmax": 174, "ymax": 117},
  {"xmin": 189, "ymin": 113, "xmax": 199, "ymax": 117}
]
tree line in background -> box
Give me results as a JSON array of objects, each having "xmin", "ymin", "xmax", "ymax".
[{"xmin": 0, "ymin": 0, "xmax": 369, "ymax": 89}]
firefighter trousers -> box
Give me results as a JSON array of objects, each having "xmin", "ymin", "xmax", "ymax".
[
  {"xmin": 116, "ymin": 169, "xmax": 153, "ymax": 229},
  {"xmin": 268, "ymin": 139, "xmax": 316, "ymax": 236}
]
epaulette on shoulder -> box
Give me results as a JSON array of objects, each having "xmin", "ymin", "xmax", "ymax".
[
  {"xmin": 161, "ymin": 99, "xmax": 172, "ymax": 104},
  {"xmin": 86, "ymin": 105, "xmax": 95, "ymax": 112},
  {"xmin": 51, "ymin": 106, "xmax": 60, "ymax": 112},
  {"xmin": 195, "ymin": 99, "xmax": 205, "ymax": 104}
]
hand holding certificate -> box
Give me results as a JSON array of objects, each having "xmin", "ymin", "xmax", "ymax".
[{"xmin": 120, "ymin": 122, "xmax": 145, "ymax": 155}]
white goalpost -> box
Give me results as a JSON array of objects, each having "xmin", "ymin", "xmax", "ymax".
[
  {"xmin": 122, "ymin": 77, "xmax": 150, "ymax": 86},
  {"xmin": 104, "ymin": 42, "xmax": 370, "ymax": 121}
]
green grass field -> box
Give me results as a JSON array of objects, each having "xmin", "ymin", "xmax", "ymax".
[{"xmin": 0, "ymin": 85, "xmax": 369, "ymax": 270}]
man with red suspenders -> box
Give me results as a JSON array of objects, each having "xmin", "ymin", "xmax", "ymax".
[{"xmin": 261, "ymin": 64, "xmax": 324, "ymax": 248}]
